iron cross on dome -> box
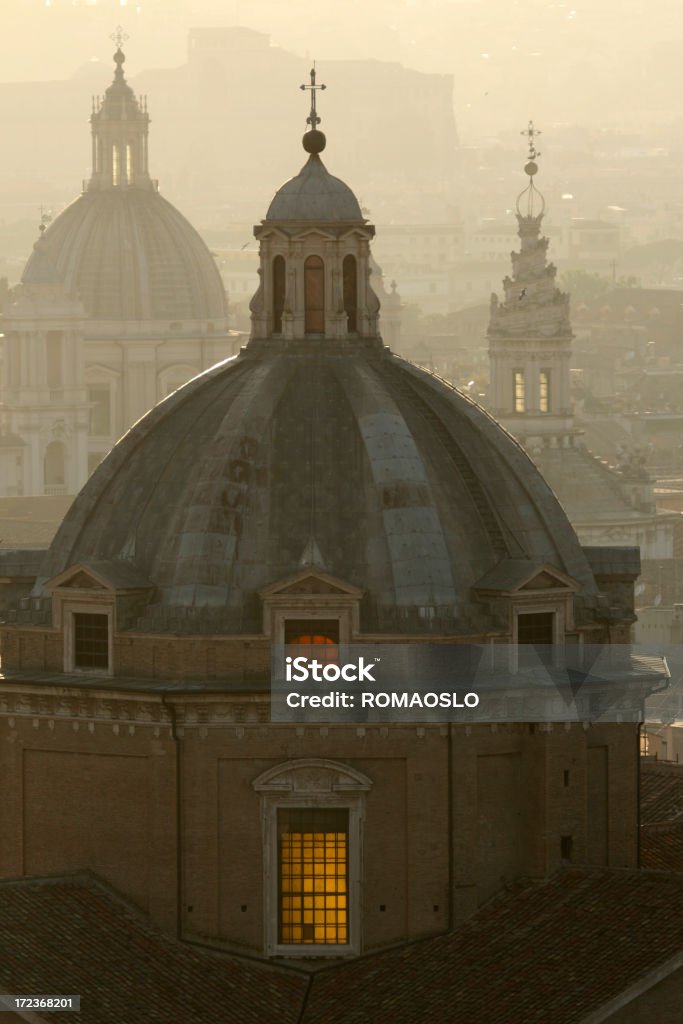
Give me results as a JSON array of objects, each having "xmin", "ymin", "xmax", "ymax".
[{"xmin": 300, "ymin": 64, "xmax": 326, "ymax": 130}]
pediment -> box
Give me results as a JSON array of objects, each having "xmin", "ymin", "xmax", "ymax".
[
  {"xmin": 47, "ymin": 566, "xmax": 109, "ymax": 591},
  {"xmin": 291, "ymin": 227, "xmax": 337, "ymax": 243},
  {"xmin": 46, "ymin": 559, "xmax": 152, "ymax": 593},
  {"xmin": 255, "ymin": 225, "xmax": 291, "ymax": 242},
  {"xmin": 260, "ymin": 570, "xmax": 364, "ymax": 599},
  {"xmin": 473, "ymin": 559, "xmax": 579, "ymax": 595},
  {"xmin": 339, "ymin": 227, "xmax": 373, "ymax": 241},
  {"xmin": 520, "ymin": 570, "xmax": 573, "ymax": 591}
]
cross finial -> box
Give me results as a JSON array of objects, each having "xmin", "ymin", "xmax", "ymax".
[
  {"xmin": 521, "ymin": 120, "xmax": 541, "ymax": 161},
  {"xmin": 110, "ymin": 26, "xmax": 129, "ymax": 51},
  {"xmin": 300, "ymin": 63, "xmax": 326, "ymax": 130}
]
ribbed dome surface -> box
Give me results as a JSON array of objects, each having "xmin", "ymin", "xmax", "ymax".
[
  {"xmin": 40, "ymin": 343, "xmax": 596, "ymax": 634},
  {"xmin": 22, "ymin": 189, "xmax": 228, "ymax": 322},
  {"xmin": 266, "ymin": 155, "xmax": 364, "ymax": 222}
]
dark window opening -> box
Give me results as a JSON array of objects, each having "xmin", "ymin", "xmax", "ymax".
[
  {"xmin": 561, "ymin": 835, "xmax": 573, "ymax": 862},
  {"xmin": 278, "ymin": 807, "xmax": 348, "ymax": 945},
  {"xmin": 343, "ymin": 254, "xmax": 358, "ymax": 333},
  {"xmin": 73, "ymin": 612, "xmax": 109, "ymax": 670},
  {"xmin": 563, "ymin": 770, "xmax": 570, "ymax": 788},
  {"xmin": 517, "ymin": 612, "xmax": 554, "ymax": 645},
  {"xmin": 272, "ymin": 255, "xmax": 285, "ymax": 334},
  {"xmin": 304, "ymin": 255, "xmax": 325, "ymax": 334}
]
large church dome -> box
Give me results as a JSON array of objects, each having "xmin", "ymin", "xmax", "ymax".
[
  {"xmin": 34, "ymin": 91, "xmax": 598, "ymax": 637},
  {"xmin": 39, "ymin": 342, "xmax": 597, "ymax": 634},
  {"xmin": 20, "ymin": 42, "xmax": 227, "ymax": 324},
  {"xmin": 22, "ymin": 190, "xmax": 228, "ymax": 322}
]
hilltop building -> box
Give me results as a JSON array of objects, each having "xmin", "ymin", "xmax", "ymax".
[{"xmin": 0, "ymin": 39, "xmax": 232, "ymax": 498}]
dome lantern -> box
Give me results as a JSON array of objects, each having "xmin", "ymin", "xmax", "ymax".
[
  {"xmin": 88, "ymin": 28, "xmax": 153, "ymax": 192},
  {"xmin": 250, "ymin": 69, "xmax": 381, "ymax": 344}
]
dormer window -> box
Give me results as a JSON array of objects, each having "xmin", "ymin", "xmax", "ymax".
[
  {"xmin": 259, "ymin": 569, "xmax": 363, "ymax": 645},
  {"xmin": 45, "ymin": 561, "xmax": 152, "ymax": 677},
  {"xmin": 73, "ymin": 612, "xmax": 110, "ymax": 670},
  {"xmin": 517, "ymin": 611, "xmax": 555, "ymax": 645}
]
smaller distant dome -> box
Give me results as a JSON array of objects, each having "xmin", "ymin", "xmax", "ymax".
[
  {"xmin": 266, "ymin": 154, "xmax": 364, "ymax": 222},
  {"xmin": 648, "ymin": 306, "xmax": 661, "ymax": 318}
]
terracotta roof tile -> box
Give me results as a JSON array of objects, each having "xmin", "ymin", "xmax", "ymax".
[
  {"xmin": 641, "ymin": 823, "xmax": 683, "ymax": 871},
  {"xmin": 0, "ymin": 874, "xmax": 306, "ymax": 1024},
  {"xmin": 302, "ymin": 869, "xmax": 683, "ymax": 1024},
  {"xmin": 641, "ymin": 761, "xmax": 683, "ymax": 824},
  {"xmin": 3, "ymin": 869, "xmax": 683, "ymax": 1024}
]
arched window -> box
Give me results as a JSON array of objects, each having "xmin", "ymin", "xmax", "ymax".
[
  {"xmin": 342, "ymin": 255, "xmax": 358, "ymax": 333},
  {"xmin": 304, "ymin": 255, "xmax": 325, "ymax": 334},
  {"xmin": 112, "ymin": 145, "xmax": 120, "ymax": 187},
  {"xmin": 126, "ymin": 143, "xmax": 133, "ymax": 185},
  {"xmin": 272, "ymin": 255, "xmax": 286, "ymax": 334},
  {"xmin": 44, "ymin": 441, "xmax": 65, "ymax": 489}
]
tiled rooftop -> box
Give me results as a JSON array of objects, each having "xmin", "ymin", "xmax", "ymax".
[
  {"xmin": 641, "ymin": 760, "xmax": 683, "ymax": 824},
  {"xmin": 3, "ymin": 869, "xmax": 683, "ymax": 1024}
]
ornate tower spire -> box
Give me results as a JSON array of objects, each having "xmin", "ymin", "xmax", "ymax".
[
  {"xmin": 88, "ymin": 29, "xmax": 153, "ymax": 192},
  {"xmin": 487, "ymin": 122, "xmax": 574, "ymax": 442}
]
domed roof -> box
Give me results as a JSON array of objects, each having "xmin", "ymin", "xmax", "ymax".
[
  {"xmin": 266, "ymin": 154, "xmax": 364, "ymax": 222},
  {"xmin": 21, "ymin": 189, "xmax": 228, "ymax": 322},
  {"xmin": 40, "ymin": 344, "xmax": 597, "ymax": 634}
]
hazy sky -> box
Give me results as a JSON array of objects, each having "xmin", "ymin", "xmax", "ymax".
[{"xmin": 4, "ymin": 0, "xmax": 683, "ymax": 140}]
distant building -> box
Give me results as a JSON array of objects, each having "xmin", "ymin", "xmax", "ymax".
[
  {"xmin": 0, "ymin": 41, "xmax": 233, "ymax": 497},
  {"xmin": 487, "ymin": 138, "xmax": 682, "ymax": 606}
]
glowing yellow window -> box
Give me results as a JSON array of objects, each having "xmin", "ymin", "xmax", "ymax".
[
  {"xmin": 513, "ymin": 370, "xmax": 526, "ymax": 413},
  {"xmin": 278, "ymin": 808, "xmax": 348, "ymax": 945},
  {"xmin": 539, "ymin": 370, "xmax": 551, "ymax": 413}
]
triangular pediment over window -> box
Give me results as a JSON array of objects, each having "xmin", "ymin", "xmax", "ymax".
[
  {"xmin": 260, "ymin": 570, "xmax": 364, "ymax": 599},
  {"xmin": 46, "ymin": 560, "xmax": 152, "ymax": 593},
  {"xmin": 473, "ymin": 559, "xmax": 579, "ymax": 596}
]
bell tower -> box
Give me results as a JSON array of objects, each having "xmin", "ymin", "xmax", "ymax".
[
  {"xmin": 488, "ymin": 122, "xmax": 574, "ymax": 447},
  {"xmin": 249, "ymin": 67, "xmax": 381, "ymax": 344}
]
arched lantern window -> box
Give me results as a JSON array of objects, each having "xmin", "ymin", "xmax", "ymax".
[
  {"xmin": 272, "ymin": 255, "xmax": 286, "ymax": 334},
  {"xmin": 343, "ymin": 255, "xmax": 358, "ymax": 333},
  {"xmin": 304, "ymin": 255, "xmax": 325, "ymax": 334}
]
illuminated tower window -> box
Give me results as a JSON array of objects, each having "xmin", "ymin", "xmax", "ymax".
[
  {"xmin": 112, "ymin": 145, "xmax": 120, "ymax": 186},
  {"xmin": 278, "ymin": 808, "xmax": 348, "ymax": 945},
  {"xmin": 126, "ymin": 143, "xmax": 133, "ymax": 184},
  {"xmin": 513, "ymin": 370, "xmax": 526, "ymax": 413},
  {"xmin": 272, "ymin": 255, "xmax": 285, "ymax": 334},
  {"xmin": 304, "ymin": 255, "xmax": 325, "ymax": 334},
  {"xmin": 539, "ymin": 370, "xmax": 551, "ymax": 413}
]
